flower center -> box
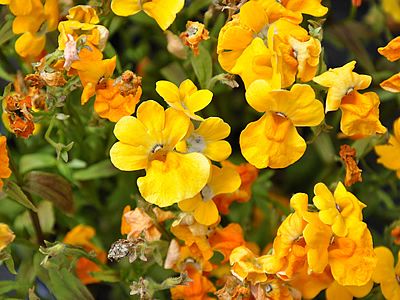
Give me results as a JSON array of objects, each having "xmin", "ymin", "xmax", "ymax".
[
  {"xmin": 200, "ymin": 185, "xmax": 214, "ymax": 201},
  {"xmin": 255, "ymin": 25, "xmax": 269, "ymax": 42},
  {"xmin": 264, "ymin": 284, "xmax": 273, "ymax": 293},
  {"xmin": 149, "ymin": 144, "xmax": 168, "ymax": 162},
  {"xmin": 187, "ymin": 133, "xmax": 206, "ymax": 153},
  {"xmin": 335, "ymin": 203, "xmax": 341, "ymax": 212},
  {"xmin": 396, "ymin": 274, "xmax": 400, "ymax": 285}
]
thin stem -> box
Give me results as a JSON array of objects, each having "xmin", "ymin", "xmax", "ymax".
[{"xmin": 8, "ymin": 151, "xmax": 45, "ymax": 246}]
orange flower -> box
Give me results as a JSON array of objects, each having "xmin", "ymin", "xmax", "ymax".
[
  {"xmin": 378, "ymin": 36, "xmax": 400, "ymax": 62},
  {"xmin": 94, "ymin": 77, "xmax": 142, "ymax": 122},
  {"xmin": 209, "ymin": 223, "xmax": 246, "ymax": 263},
  {"xmin": 63, "ymin": 225, "xmax": 107, "ymax": 285},
  {"xmin": 170, "ymin": 265, "xmax": 216, "ymax": 300},
  {"xmin": 380, "ymin": 73, "xmax": 400, "ymax": 93},
  {"xmin": 391, "ymin": 226, "xmax": 400, "ymax": 245},
  {"xmin": 0, "ymin": 136, "xmax": 12, "ymax": 190},
  {"xmin": 213, "ymin": 161, "xmax": 258, "ymax": 214},
  {"xmin": 339, "ymin": 144, "xmax": 362, "ymax": 187},
  {"xmin": 180, "ymin": 21, "xmax": 209, "ymax": 56},
  {"xmin": 120, "ymin": 205, "xmax": 174, "ymax": 241}
]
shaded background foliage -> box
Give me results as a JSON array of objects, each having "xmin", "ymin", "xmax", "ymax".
[{"xmin": 0, "ymin": 0, "xmax": 400, "ymax": 299}]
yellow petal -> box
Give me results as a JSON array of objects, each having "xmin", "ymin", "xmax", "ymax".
[
  {"xmin": 137, "ymin": 152, "xmax": 210, "ymax": 207},
  {"xmin": 185, "ymin": 90, "xmax": 213, "ymax": 113},
  {"xmin": 109, "ymin": 142, "xmax": 149, "ymax": 171},
  {"xmin": 196, "ymin": 117, "xmax": 230, "ymax": 141},
  {"xmin": 203, "ymin": 141, "xmax": 232, "ymax": 162},
  {"xmin": 194, "ymin": 200, "xmax": 219, "ymax": 226},
  {"xmin": 143, "ymin": 0, "xmax": 184, "ymax": 30},
  {"xmin": 156, "ymin": 80, "xmax": 180, "ymax": 105},
  {"xmin": 240, "ymin": 112, "xmax": 306, "ymax": 169},
  {"xmin": 111, "ymin": 0, "xmax": 141, "ymax": 16},
  {"xmin": 163, "ymin": 107, "xmax": 190, "ymax": 148},
  {"xmin": 372, "ymin": 246, "xmax": 395, "ymax": 283},
  {"xmin": 239, "ymin": 1, "xmax": 269, "ymax": 33},
  {"xmin": 178, "ymin": 193, "xmax": 202, "ymax": 212},
  {"xmin": 326, "ymin": 281, "xmax": 353, "ymax": 300},
  {"xmin": 15, "ymin": 32, "xmax": 45, "ymax": 58},
  {"xmin": 136, "ymin": 100, "xmax": 165, "ymax": 137},
  {"xmin": 9, "ymin": 0, "xmax": 33, "ymax": 15},
  {"xmin": 113, "ymin": 116, "xmax": 152, "ymax": 148},
  {"xmin": 209, "ymin": 165, "xmax": 241, "ymax": 196}
]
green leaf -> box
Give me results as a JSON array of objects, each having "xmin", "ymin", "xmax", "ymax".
[
  {"xmin": 73, "ymin": 160, "xmax": 119, "ymax": 181},
  {"xmin": 190, "ymin": 44, "xmax": 212, "ymax": 89},
  {"xmin": 20, "ymin": 153, "xmax": 57, "ymax": 174},
  {"xmin": 3, "ymin": 181, "xmax": 38, "ymax": 212},
  {"xmin": 0, "ymin": 281, "xmax": 18, "ymax": 294},
  {"xmin": 90, "ymin": 270, "xmax": 120, "ymax": 283},
  {"xmin": 160, "ymin": 62, "xmax": 187, "ymax": 85},
  {"xmin": 46, "ymin": 268, "xmax": 95, "ymax": 300},
  {"xmin": 22, "ymin": 171, "xmax": 74, "ymax": 214}
]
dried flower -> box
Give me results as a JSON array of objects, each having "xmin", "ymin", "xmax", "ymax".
[
  {"xmin": 180, "ymin": 21, "xmax": 210, "ymax": 56},
  {"xmin": 339, "ymin": 144, "xmax": 362, "ymax": 187}
]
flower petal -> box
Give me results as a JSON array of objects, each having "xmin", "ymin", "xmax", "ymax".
[
  {"xmin": 109, "ymin": 142, "xmax": 148, "ymax": 171},
  {"xmin": 111, "ymin": 0, "xmax": 141, "ymax": 16}
]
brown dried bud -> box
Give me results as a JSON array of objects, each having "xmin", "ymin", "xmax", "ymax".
[
  {"xmin": 339, "ymin": 144, "xmax": 362, "ymax": 187},
  {"xmin": 25, "ymin": 74, "xmax": 46, "ymax": 89},
  {"xmin": 5, "ymin": 94, "xmax": 35, "ymax": 139},
  {"xmin": 115, "ymin": 71, "xmax": 142, "ymax": 97},
  {"xmin": 39, "ymin": 71, "xmax": 67, "ymax": 87},
  {"xmin": 165, "ymin": 30, "xmax": 187, "ymax": 59}
]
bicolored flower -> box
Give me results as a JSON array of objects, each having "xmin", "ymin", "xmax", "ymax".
[
  {"xmin": 372, "ymin": 246, "xmax": 400, "ymax": 300},
  {"xmin": 177, "ymin": 117, "xmax": 232, "ymax": 162},
  {"xmin": 178, "ymin": 165, "xmax": 241, "ymax": 226},
  {"xmin": 0, "ymin": 223, "xmax": 15, "ymax": 251},
  {"xmin": 230, "ymin": 246, "xmax": 270, "ymax": 284},
  {"xmin": 313, "ymin": 61, "xmax": 372, "ymax": 112},
  {"xmin": 340, "ymin": 91, "xmax": 386, "ymax": 138},
  {"xmin": 240, "ymin": 81, "xmax": 324, "ymax": 169},
  {"xmin": 63, "ymin": 225, "xmax": 106, "ymax": 285},
  {"xmin": 375, "ymin": 117, "xmax": 400, "ymax": 178},
  {"xmin": 312, "ymin": 182, "xmax": 366, "ymax": 237},
  {"xmin": 213, "ymin": 161, "xmax": 259, "ymax": 214},
  {"xmin": 110, "ymin": 100, "xmax": 210, "ymax": 207},
  {"xmin": 0, "ymin": 136, "xmax": 11, "ymax": 191},
  {"xmin": 111, "ymin": 0, "xmax": 184, "ymax": 30},
  {"xmin": 156, "ymin": 79, "xmax": 213, "ymax": 121}
]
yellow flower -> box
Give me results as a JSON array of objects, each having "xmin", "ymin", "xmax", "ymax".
[
  {"xmin": 0, "ymin": 136, "xmax": 12, "ymax": 191},
  {"xmin": 178, "ymin": 165, "xmax": 241, "ymax": 226},
  {"xmin": 340, "ymin": 91, "xmax": 386, "ymax": 138},
  {"xmin": 288, "ymin": 36, "xmax": 321, "ymax": 83},
  {"xmin": 260, "ymin": 0, "xmax": 328, "ymax": 24},
  {"xmin": 155, "ymin": 79, "xmax": 213, "ymax": 121},
  {"xmin": 240, "ymin": 81, "xmax": 324, "ymax": 169},
  {"xmin": 72, "ymin": 56, "xmax": 117, "ymax": 105},
  {"xmin": 372, "ymin": 246, "xmax": 400, "ymax": 300},
  {"xmin": 313, "ymin": 61, "xmax": 372, "ymax": 112},
  {"xmin": 328, "ymin": 222, "xmax": 376, "ymax": 286},
  {"xmin": 326, "ymin": 280, "xmax": 374, "ymax": 300},
  {"xmin": 312, "ymin": 182, "xmax": 366, "ymax": 237},
  {"xmin": 375, "ymin": 117, "xmax": 400, "ymax": 178},
  {"xmin": 380, "ymin": 73, "xmax": 400, "ymax": 93},
  {"xmin": 177, "ymin": 117, "xmax": 232, "ymax": 162},
  {"xmin": 230, "ymin": 246, "xmax": 270, "ymax": 284},
  {"xmin": 0, "ymin": 223, "xmax": 15, "ymax": 251},
  {"xmin": 5, "ymin": 0, "xmax": 59, "ymax": 58},
  {"xmin": 94, "ymin": 78, "xmax": 142, "ymax": 122},
  {"xmin": 110, "ymin": 100, "xmax": 210, "ymax": 207},
  {"xmin": 217, "ymin": 1, "xmax": 270, "ymax": 72},
  {"xmin": 378, "ymin": 36, "xmax": 400, "ymax": 62},
  {"xmin": 110, "ymin": 0, "xmax": 184, "ymax": 30},
  {"xmin": 382, "ymin": 0, "xmax": 400, "ymax": 23}
]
